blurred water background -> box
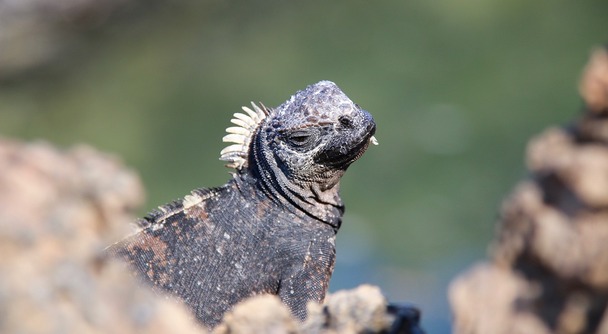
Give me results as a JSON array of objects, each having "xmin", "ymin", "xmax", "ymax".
[{"xmin": 1, "ymin": 1, "xmax": 606, "ymax": 332}]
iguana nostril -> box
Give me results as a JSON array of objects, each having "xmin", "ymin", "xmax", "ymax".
[{"xmin": 338, "ymin": 115, "xmax": 353, "ymax": 128}]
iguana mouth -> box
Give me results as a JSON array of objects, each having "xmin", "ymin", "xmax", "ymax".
[
  {"xmin": 316, "ymin": 125, "xmax": 376, "ymax": 168},
  {"xmin": 343, "ymin": 131, "xmax": 376, "ymax": 165}
]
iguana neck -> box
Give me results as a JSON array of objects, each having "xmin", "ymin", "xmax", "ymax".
[{"xmin": 239, "ymin": 134, "xmax": 344, "ymax": 231}]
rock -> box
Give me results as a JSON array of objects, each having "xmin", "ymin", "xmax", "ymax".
[
  {"xmin": 450, "ymin": 264, "xmax": 549, "ymax": 334},
  {"xmin": 217, "ymin": 284, "xmax": 424, "ymax": 334},
  {"xmin": 0, "ymin": 138, "xmax": 206, "ymax": 334},
  {"xmin": 449, "ymin": 47, "xmax": 608, "ymax": 334},
  {"xmin": 303, "ymin": 285, "xmax": 392, "ymax": 334},
  {"xmin": 214, "ymin": 295, "xmax": 299, "ymax": 334}
]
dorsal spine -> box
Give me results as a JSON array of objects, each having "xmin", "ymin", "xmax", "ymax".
[{"xmin": 219, "ymin": 102, "xmax": 270, "ymax": 169}]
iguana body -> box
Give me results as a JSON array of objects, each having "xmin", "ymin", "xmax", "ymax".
[{"xmin": 109, "ymin": 81, "xmax": 377, "ymax": 328}]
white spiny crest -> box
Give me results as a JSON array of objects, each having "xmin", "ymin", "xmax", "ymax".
[{"xmin": 220, "ymin": 102, "xmax": 270, "ymax": 169}]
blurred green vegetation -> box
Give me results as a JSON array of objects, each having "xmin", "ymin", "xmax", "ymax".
[{"xmin": 1, "ymin": 0, "xmax": 606, "ymax": 331}]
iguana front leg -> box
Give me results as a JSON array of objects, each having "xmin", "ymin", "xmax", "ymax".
[{"xmin": 278, "ymin": 241, "xmax": 335, "ymax": 320}]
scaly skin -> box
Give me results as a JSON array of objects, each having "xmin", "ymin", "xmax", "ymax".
[{"xmin": 108, "ymin": 81, "xmax": 376, "ymax": 328}]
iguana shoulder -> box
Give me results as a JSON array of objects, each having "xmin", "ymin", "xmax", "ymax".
[{"xmin": 134, "ymin": 187, "xmax": 220, "ymax": 231}]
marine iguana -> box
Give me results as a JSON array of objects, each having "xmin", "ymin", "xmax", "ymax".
[{"xmin": 108, "ymin": 81, "xmax": 378, "ymax": 328}]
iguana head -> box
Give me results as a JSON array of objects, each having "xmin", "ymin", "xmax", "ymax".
[
  {"xmin": 221, "ymin": 80, "xmax": 376, "ymax": 177},
  {"xmin": 220, "ymin": 81, "xmax": 376, "ymax": 223},
  {"xmin": 265, "ymin": 81, "xmax": 376, "ymax": 182}
]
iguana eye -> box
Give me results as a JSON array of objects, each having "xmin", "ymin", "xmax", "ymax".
[
  {"xmin": 284, "ymin": 130, "xmax": 317, "ymax": 149},
  {"xmin": 290, "ymin": 134, "xmax": 310, "ymax": 144}
]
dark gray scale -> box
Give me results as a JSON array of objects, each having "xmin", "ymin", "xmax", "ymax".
[{"xmin": 107, "ymin": 81, "xmax": 377, "ymax": 328}]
